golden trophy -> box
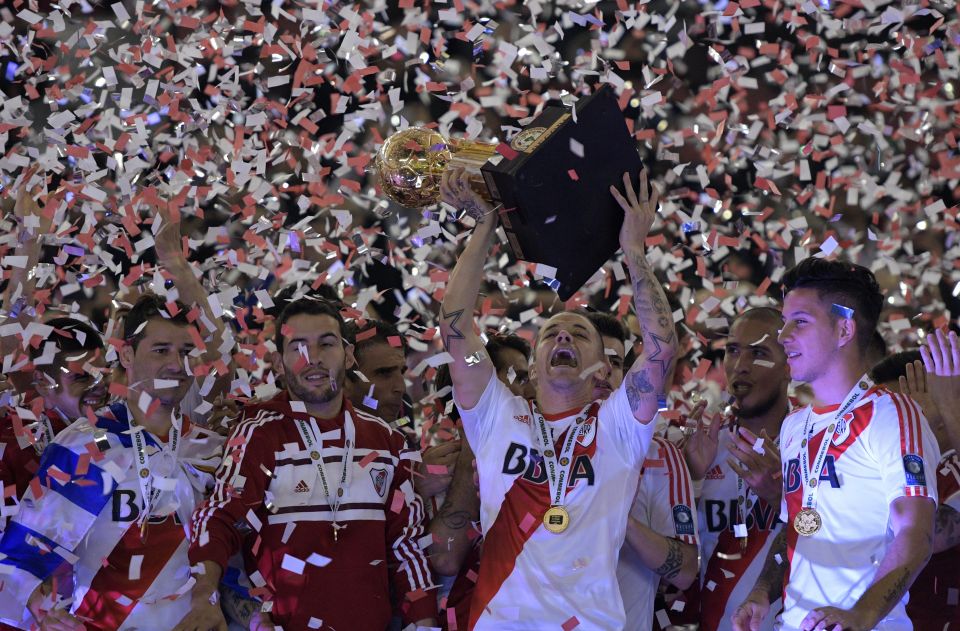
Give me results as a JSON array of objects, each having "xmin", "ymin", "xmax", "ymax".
[{"xmin": 374, "ymin": 127, "xmax": 498, "ymax": 209}]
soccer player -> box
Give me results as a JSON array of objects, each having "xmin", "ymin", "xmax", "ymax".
[
  {"xmin": 872, "ymin": 343, "xmax": 960, "ymax": 629},
  {"xmin": 586, "ymin": 311, "xmax": 698, "ymax": 631},
  {"xmin": 732, "ymin": 259, "xmax": 939, "ymax": 631},
  {"xmin": 345, "ymin": 318, "xmax": 409, "ymax": 423},
  {"xmin": 438, "ymin": 166, "xmax": 678, "ymax": 629},
  {"xmin": 683, "ymin": 308, "xmax": 790, "ymax": 631},
  {"xmin": 0, "ymin": 294, "xmax": 223, "ymax": 629},
  {"xmin": 182, "ymin": 297, "xmax": 438, "ymax": 631},
  {"xmin": 0, "ymin": 317, "xmax": 109, "ymax": 503}
]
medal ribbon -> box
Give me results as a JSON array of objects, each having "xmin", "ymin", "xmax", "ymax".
[
  {"xmin": 530, "ymin": 402, "xmax": 591, "ymax": 509},
  {"xmin": 798, "ymin": 375, "xmax": 873, "ymax": 513},
  {"xmin": 131, "ymin": 414, "xmax": 181, "ymax": 529},
  {"xmin": 293, "ymin": 411, "xmax": 356, "ymax": 528},
  {"xmin": 734, "ymin": 428, "xmax": 780, "ymax": 539},
  {"xmin": 33, "ymin": 414, "xmax": 55, "ymax": 456}
]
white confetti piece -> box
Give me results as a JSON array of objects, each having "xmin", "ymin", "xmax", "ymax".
[{"xmin": 281, "ymin": 554, "xmax": 306, "ymax": 574}]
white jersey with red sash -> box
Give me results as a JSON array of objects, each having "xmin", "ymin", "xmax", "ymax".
[
  {"xmin": 698, "ymin": 421, "xmax": 783, "ymax": 631},
  {"xmin": 457, "ymin": 373, "xmax": 654, "ymax": 630},
  {"xmin": 0, "ymin": 402, "xmax": 222, "ymax": 630},
  {"xmin": 778, "ymin": 387, "xmax": 938, "ymax": 631}
]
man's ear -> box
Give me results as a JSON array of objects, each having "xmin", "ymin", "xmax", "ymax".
[
  {"xmin": 837, "ymin": 317, "xmax": 857, "ymax": 349},
  {"xmin": 118, "ymin": 344, "xmax": 135, "ymax": 373},
  {"xmin": 270, "ymin": 351, "xmax": 285, "ymax": 379},
  {"xmin": 344, "ymin": 342, "xmax": 357, "ymax": 372}
]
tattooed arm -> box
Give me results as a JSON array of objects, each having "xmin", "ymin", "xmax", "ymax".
[
  {"xmin": 731, "ymin": 528, "xmax": 786, "ymax": 631},
  {"xmin": 438, "ymin": 169, "xmax": 497, "ymax": 409},
  {"xmin": 624, "ymin": 519, "xmax": 698, "ymax": 589},
  {"xmin": 610, "ymin": 170, "xmax": 678, "ymax": 424},
  {"xmin": 934, "ymin": 504, "xmax": 960, "ymax": 553},
  {"xmin": 428, "ymin": 439, "xmax": 481, "ymax": 576},
  {"xmin": 799, "ymin": 496, "xmax": 934, "ymax": 631}
]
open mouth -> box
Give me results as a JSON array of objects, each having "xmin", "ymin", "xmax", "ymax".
[
  {"xmin": 550, "ymin": 348, "xmax": 578, "ymax": 368},
  {"xmin": 303, "ymin": 371, "xmax": 328, "ymax": 384},
  {"xmin": 785, "ymin": 351, "xmax": 800, "ymax": 360},
  {"xmin": 730, "ymin": 381, "xmax": 752, "ymax": 395}
]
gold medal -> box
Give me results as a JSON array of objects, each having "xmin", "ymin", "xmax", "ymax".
[
  {"xmin": 310, "ymin": 450, "xmax": 321, "ymax": 460},
  {"xmin": 793, "ymin": 507, "xmax": 822, "ymax": 536},
  {"xmin": 543, "ymin": 506, "xmax": 570, "ymax": 533}
]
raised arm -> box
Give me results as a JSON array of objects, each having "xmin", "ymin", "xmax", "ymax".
[
  {"xmin": 610, "ymin": 170, "xmax": 678, "ymax": 423},
  {"xmin": 438, "ymin": 168, "xmax": 497, "ymax": 409},
  {"xmin": 1, "ymin": 175, "xmax": 56, "ymax": 392},
  {"xmin": 153, "ymin": 207, "xmax": 235, "ymax": 408}
]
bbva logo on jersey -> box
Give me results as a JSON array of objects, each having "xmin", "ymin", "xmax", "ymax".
[
  {"xmin": 501, "ymin": 443, "xmax": 595, "ymax": 487},
  {"xmin": 784, "ymin": 456, "xmax": 841, "ymax": 493}
]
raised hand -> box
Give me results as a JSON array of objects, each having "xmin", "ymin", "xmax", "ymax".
[
  {"xmin": 440, "ymin": 167, "xmax": 493, "ymax": 222},
  {"xmin": 726, "ymin": 426, "xmax": 783, "ymax": 506},
  {"xmin": 899, "ymin": 359, "xmax": 938, "ymax": 422},
  {"xmin": 154, "ymin": 206, "xmax": 186, "ymax": 269},
  {"xmin": 920, "ymin": 328, "xmax": 960, "ymax": 450},
  {"xmin": 682, "ymin": 400, "xmax": 719, "ymax": 481},
  {"xmin": 611, "ymin": 168, "xmax": 659, "ymax": 253}
]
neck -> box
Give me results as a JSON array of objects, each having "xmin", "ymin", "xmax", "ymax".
[
  {"xmin": 300, "ymin": 392, "xmax": 345, "ymax": 420},
  {"xmin": 536, "ymin": 381, "xmax": 592, "ymax": 416},
  {"xmin": 738, "ymin": 394, "xmax": 790, "ymax": 438},
  {"xmin": 810, "ymin": 353, "xmax": 868, "ymax": 408},
  {"xmin": 127, "ymin": 398, "xmax": 175, "ymax": 438}
]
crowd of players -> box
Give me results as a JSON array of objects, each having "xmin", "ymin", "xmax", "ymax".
[{"xmin": 0, "ymin": 167, "xmax": 957, "ymax": 631}]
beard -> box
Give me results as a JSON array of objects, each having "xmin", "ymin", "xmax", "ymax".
[
  {"xmin": 286, "ymin": 365, "xmax": 346, "ymax": 405},
  {"xmin": 735, "ymin": 387, "xmax": 783, "ymax": 420}
]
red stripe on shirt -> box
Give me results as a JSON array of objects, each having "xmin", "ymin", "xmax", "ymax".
[
  {"xmin": 74, "ymin": 515, "xmax": 185, "ymax": 628},
  {"xmin": 468, "ymin": 420, "xmax": 598, "ymax": 630},
  {"xmin": 700, "ymin": 525, "xmax": 774, "ymax": 631},
  {"xmin": 657, "ymin": 437, "xmax": 696, "ymax": 545}
]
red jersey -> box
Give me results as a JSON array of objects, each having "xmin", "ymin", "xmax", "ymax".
[
  {"xmin": 0, "ymin": 395, "xmax": 70, "ymax": 504},
  {"xmin": 906, "ymin": 449, "xmax": 960, "ymax": 627},
  {"xmin": 189, "ymin": 393, "xmax": 437, "ymax": 630}
]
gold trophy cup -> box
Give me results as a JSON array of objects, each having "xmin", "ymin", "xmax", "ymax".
[{"xmin": 374, "ymin": 127, "xmax": 498, "ymax": 209}]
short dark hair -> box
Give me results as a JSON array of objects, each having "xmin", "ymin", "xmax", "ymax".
[
  {"xmin": 275, "ymin": 297, "xmax": 348, "ymax": 352},
  {"xmin": 29, "ymin": 317, "xmax": 104, "ymax": 376},
  {"xmin": 345, "ymin": 319, "xmax": 408, "ymax": 362},
  {"xmin": 486, "ymin": 333, "xmax": 531, "ymax": 371},
  {"xmin": 733, "ymin": 307, "xmax": 783, "ymax": 329},
  {"xmin": 268, "ymin": 281, "xmax": 342, "ymax": 318},
  {"xmin": 123, "ymin": 294, "xmax": 191, "ymax": 350},
  {"xmin": 782, "ymin": 258, "xmax": 883, "ymax": 353},
  {"xmin": 870, "ymin": 350, "xmax": 921, "ymax": 385},
  {"xmin": 581, "ymin": 311, "xmax": 628, "ymax": 344}
]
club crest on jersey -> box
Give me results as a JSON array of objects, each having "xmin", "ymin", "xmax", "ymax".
[
  {"xmin": 576, "ymin": 417, "xmax": 596, "ymax": 447},
  {"xmin": 370, "ymin": 467, "xmax": 388, "ymax": 497},
  {"xmin": 832, "ymin": 413, "xmax": 853, "ymax": 446},
  {"xmin": 903, "ymin": 454, "xmax": 926, "ymax": 486},
  {"xmin": 673, "ymin": 505, "xmax": 695, "ymax": 536}
]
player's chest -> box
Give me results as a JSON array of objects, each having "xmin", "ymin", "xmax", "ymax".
[
  {"xmin": 269, "ymin": 440, "xmax": 399, "ymax": 508},
  {"xmin": 492, "ymin": 417, "xmax": 626, "ymax": 491}
]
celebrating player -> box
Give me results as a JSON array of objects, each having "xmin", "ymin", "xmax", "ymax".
[
  {"xmin": 438, "ymin": 166, "xmax": 678, "ymax": 629},
  {"xmin": 732, "ymin": 259, "xmax": 939, "ymax": 631},
  {"xmin": 684, "ymin": 308, "xmax": 790, "ymax": 631},
  {"xmin": 182, "ymin": 297, "xmax": 438, "ymax": 631}
]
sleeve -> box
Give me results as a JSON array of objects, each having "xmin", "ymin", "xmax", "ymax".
[
  {"xmin": 600, "ymin": 381, "xmax": 656, "ymax": 465},
  {"xmin": 635, "ymin": 439, "xmax": 699, "ymax": 546},
  {"xmin": 454, "ymin": 371, "xmax": 514, "ymax": 453},
  {"xmin": 779, "ymin": 412, "xmax": 800, "ymax": 524},
  {"xmin": 386, "ymin": 432, "xmax": 438, "ymax": 624},
  {"xmin": 936, "ymin": 451, "xmax": 960, "ymax": 512},
  {"xmin": 0, "ymin": 430, "xmax": 114, "ymax": 623},
  {"xmin": 188, "ymin": 414, "xmax": 275, "ymax": 573},
  {"xmin": 867, "ymin": 393, "xmax": 940, "ymax": 507}
]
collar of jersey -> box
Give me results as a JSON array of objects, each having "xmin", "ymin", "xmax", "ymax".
[{"xmin": 96, "ymin": 402, "xmax": 188, "ymax": 449}]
